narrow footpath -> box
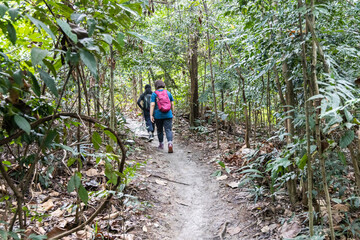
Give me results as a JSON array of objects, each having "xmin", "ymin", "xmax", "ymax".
[{"xmin": 126, "ymin": 117, "xmax": 255, "ymax": 240}]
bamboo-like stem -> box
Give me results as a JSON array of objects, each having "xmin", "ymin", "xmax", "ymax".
[{"xmin": 298, "ymin": 0, "xmax": 314, "ymax": 234}]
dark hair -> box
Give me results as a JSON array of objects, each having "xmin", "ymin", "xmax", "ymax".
[
  {"xmin": 154, "ymin": 80, "xmax": 165, "ymax": 90},
  {"xmin": 144, "ymin": 84, "xmax": 152, "ymax": 94}
]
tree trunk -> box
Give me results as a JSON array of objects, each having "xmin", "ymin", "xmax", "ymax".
[
  {"xmin": 189, "ymin": 27, "xmax": 199, "ymax": 126},
  {"xmin": 298, "ymin": 0, "xmax": 314, "ymax": 235},
  {"xmin": 282, "ymin": 61, "xmax": 298, "ymax": 205},
  {"xmin": 132, "ymin": 74, "xmax": 137, "ymax": 110},
  {"xmin": 308, "ymin": 2, "xmax": 335, "ymax": 238},
  {"xmin": 267, "ymin": 72, "xmax": 271, "ymax": 135}
]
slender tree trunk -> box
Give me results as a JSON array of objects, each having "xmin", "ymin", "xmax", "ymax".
[
  {"xmin": 132, "ymin": 74, "xmax": 137, "ymax": 110},
  {"xmin": 203, "ymin": 0, "xmax": 219, "ymax": 148},
  {"xmin": 308, "ymin": 2, "xmax": 335, "ymax": 238},
  {"xmin": 298, "ymin": 0, "xmax": 314, "ymax": 235},
  {"xmin": 109, "ymin": 45, "xmax": 115, "ymax": 132},
  {"xmin": 282, "ymin": 61, "xmax": 298, "ymax": 205},
  {"xmin": 139, "ymin": 73, "xmax": 143, "ymax": 95},
  {"xmin": 267, "ymin": 72, "xmax": 271, "ymax": 135},
  {"xmin": 189, "ymin": 26, "xmax": 199, "ymax": 126},
  {"xmin": 201, "ymin": 57, "xmax": 207, "ymax": 118}
]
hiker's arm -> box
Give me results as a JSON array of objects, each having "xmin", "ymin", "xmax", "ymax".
[
  {"xmin": 137, "ymin": 96, "xmax": 143, "ymax": 110},
  {"xmin": 150, "ymin": 102, "xmax": 155, "ymax": 123},
  {"xmin": 171, "ymin": 101, "xmax": 175, "ymax": 115}
]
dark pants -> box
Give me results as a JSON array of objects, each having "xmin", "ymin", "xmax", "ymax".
[
  {"xmin": 144, "ymin": 111, "xmax": 154, "ymax": 132},
  {"xmin": 155, "ymin": 118, "xmax": 173, "ymax": 143}
]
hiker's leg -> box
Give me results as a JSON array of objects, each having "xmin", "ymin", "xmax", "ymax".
[
  {"xmin": 155, "ymin": 119, "xmax": 164, "ymax": 143},
  {"xmin": 164, "ymin": 118, "xmax": 173, "ymax": 142},
  {"xmin": 144, "ymin": 111, "xmax": 153, "ymax": 132}
]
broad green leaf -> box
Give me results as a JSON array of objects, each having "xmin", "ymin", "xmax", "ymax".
[
  {"xmin": 43, "ymin": 130, "xmax": 57, "ymax": 149},
  {"xmin": 78, "ymin": 185, "xmax": 88, "ymax": 204},
  {"xmin": 26, "ymin": 14, "xmax": 56, "ymax": 42},
  {"xmin": 67, "ymin": 157, "xmax": 76, "ymax": 167},
  {"xmin": 7, "ymin": 21, "xmax": 16, "ymax": 45},
  {"xmin": 55, "ymin": 3, "xmax": 74, "ymax": 18},
  {"xmin": 31, "ymin": 47, "xmax": 49, "ymax": 66},
  {"xmin": 102, "ymin": 34, "xmax": 113, "ymax": 45},
  {"xmin": 2, "ymin": 161, "xmax": 11, "ymax": 166},
  {"xmin": 339, "ymin": 130, "xmax": 355, "ymax": 148},
  {"xmin": 298, "ymin": 154, "xmax": 307, "ymax": 170},
  {"xmin": 92, "ymin": 132, "xmax": 102, "ymax": 150},
  {"xmin": 67, "ymin": 175, "xmax": 75, "ymax": 193},
  {"xmin": 117, "ymin": 32, "xmax": 125, "ymax": 48},
  {"xmin": 28, "ymin": 234, "xmax": 47, "ymax": 240},
  {"xmin": 217, "ymin": 160, "xmax": 225, "ymax": 168},
  {"xmin": 87, "ymin": 18, "xmax": 96, "ymax": 36},
  {"xmin": 79, "ymin": 38, "xmax": 100, "ymax": 52},
  {"xmin": 80, "ymin": 49, "xmax": 97, "ymax": 78},
  {"xmin": 8, "ymin": 8, "xmax": 19, "ymax": 21},
  {"xmin": 66, "ymin": 50, "xmax": 80, "ymax": 65},
  {"xmin": 71, "ymin": 13, "xmax": 86, "ymax": 23},
  {"xmin": 127, "ymin": 31, "xmax": 159, "ymax": 46},
  {"xmin": 13, "ymin": 70, "xmax": 23, "ymax": 86},
  {"xmin": 57, "ymin": 19, "xmax": 78, "ymax": 43},
  {"xmin": 344, "ymin": 108, "xmax": 353, "ymax": 122},
  {"xmin": 118, "ymin": 4, "xmax": 139, "ymax": 16},
  {"xmin": 39, "ymin": 69, "xmax": 58, "ymax": 97},
  {"xmin": 43, "ymin": 59, "xmax": 57, "ymax": 77},
  {"xmin": 241, "ymin": 169, "xmax": 263, "ymax": 175},
  {"xmin": 104, "ymin": 130, "xmax": 117, "ymax": 142},
  {"xmin": 28, "ymin": 72, "xmax": 41, "ymax": 96},
  {"xmin": 14, "ymin": 115, "xmax": 31, "ymax": 134},
  {"xmin": 0, "ymin": 4, "xmax": 8, "ymax": 18}
]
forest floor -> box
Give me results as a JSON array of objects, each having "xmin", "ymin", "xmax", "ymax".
[{"xmin": 123, "ymin": 115, "xmax": 297, "ymax": 240}]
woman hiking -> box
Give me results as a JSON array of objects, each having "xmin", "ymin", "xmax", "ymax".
[
  {"xmin": 137, "ymin": 84, "xmax": 155, "ymax": 141},
  {"xmin": 150, "ymin": 80, "xmax": 175, "ymax": 153}
]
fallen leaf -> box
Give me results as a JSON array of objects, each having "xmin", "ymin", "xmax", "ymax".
[
  {"xmin": 227, "ymin": 226, "xmax": 241, "ymax": 235},
  {"xmin": 261, "ymin": 225, "xmax": 270, "ymax": 233},
  {"xmin": 102, "ymin": 212, "xmax": 120, "ymax": 220},
  {"xmin": 155, "ymin": 179, "xmax": 167, "ymax": 186},
  {"xmin": 49, "ymin": 191, "xmax": 60, "ymax": 197},
  {"xmin": 216, "ymin": 175, "xmax": 228, "ymax": 181},
  {"xmin": 42, "ymin": 199, "xmax": 54, "ymax": 212},
  {"xmin": 280, "ymin": 221, "xmax": 301, "ymax": 239},
  {"xmin": 227, "ymin": 182, "xmax": 239, "ymax": 188},
  {"xmin": 123, "ymin": 234, "xmax": 135, "ymax": 240},
  {"xmin": 85, "ymin": 168, "xmax": 99, "ymax": 177},
  {"xmin": 51, "ymin": 208, "xmax": 64, "ymax": 217},
  {"xmin": 333, "ymin": 203, "xmax": 349, "ymax": 212},
  {"xmin": 47, "ymin": 227, "xmax": 67, "ymax": 238}
]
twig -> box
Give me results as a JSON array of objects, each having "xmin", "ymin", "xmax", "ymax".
[
  {"xmin": 150, "ymin": 174, "xmax": 190, "ymax": 186},
  {"xmin": 219, "ymin": 221, "xmax": 229, "ymax": 240}
]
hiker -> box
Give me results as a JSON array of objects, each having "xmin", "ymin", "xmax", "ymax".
[
  {"xmin": 137, "ymin": 84, "xmax": 155, "ymax": 141},
  {"xmin": 150, "ymin": 80, "xmax": 175, "ymax": 153}
]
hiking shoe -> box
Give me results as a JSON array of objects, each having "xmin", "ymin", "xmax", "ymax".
[
  {"xmin": 158, "ymin": 143, "xmax": 164, "ymax": 150},
  {"xmin": 168, "ymin": 143, "xmax": 173, "ymax": 153},
  {"xmin": 148, "ymin": 134, "xmax": 154, "ymax": 142}
]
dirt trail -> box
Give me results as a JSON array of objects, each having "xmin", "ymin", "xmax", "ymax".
[{"xmin": 126, "ymin": 117, "xmax": 251, "ymax": 240}]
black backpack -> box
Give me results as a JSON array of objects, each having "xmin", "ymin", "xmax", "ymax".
[{"xmin": 143, "ymin": 93, "xmax": 152, "ymax": 111}]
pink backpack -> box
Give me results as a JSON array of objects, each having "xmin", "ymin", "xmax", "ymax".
[{"xmin": 155, "ymin": 90, "xmax": 171, "ymax": 113}]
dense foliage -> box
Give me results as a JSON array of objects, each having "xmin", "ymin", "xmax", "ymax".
[{"xmin": 0, "ymin": 0, "xmax": 359, "ymax": 239}]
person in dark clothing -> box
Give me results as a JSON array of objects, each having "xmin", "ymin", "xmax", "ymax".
[{"xmin": 137, "ymin": 84, "xmax": 155, "ymax": 141}]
